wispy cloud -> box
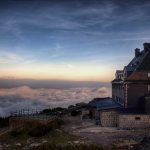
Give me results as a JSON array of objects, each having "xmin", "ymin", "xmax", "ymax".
[
  {"xmin": 49, "ymin": 43, "xmax": 64, "ymax": 59},
  {"xmin": 0, "ymin": 0, "xmax": 150, "ymax": 81},
  {"xmin": 0, "ymin": 52, "xmax": 23, "ymax": 64},
  {"xmin": 0, "ymin": 51, "xmax": 35, "ymax": 65},
  {"xmin": 0, "ymin": 0, "xmax": 150, "ymax": 41}
]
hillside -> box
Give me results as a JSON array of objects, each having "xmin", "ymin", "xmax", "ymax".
[{"xmin": 0, "ymin": 118, "xmax": 116, "ymax": 150}]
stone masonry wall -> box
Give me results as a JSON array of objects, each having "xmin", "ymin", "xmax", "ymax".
[
  {"xmin": 100, "ymin": 110, "xmax": 118, "ymax": 127},
  {"xmin": 9, "ymin": 117, "xmax": 52, "ymax": 130},
  {"xmin": 118, "ymin": 114, "xmax": 150, "ymax": 129}
]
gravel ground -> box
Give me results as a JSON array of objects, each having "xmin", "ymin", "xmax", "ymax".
[{"xmin": 62, "ymin": 116, "xmax": 150, "ymax": 148}]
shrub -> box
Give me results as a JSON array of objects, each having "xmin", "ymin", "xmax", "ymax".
[
  {"xmin": 49, "ymin": 118, "xmax": 64, "ymax": 128},
  {"xmin": 10, "ymin": 130, "xmax": 22, "ymax": 137},
  {"xmin": 71, "ymin": 110, "xmax": 81, "ymax": 116},
  {"xmin": 41, "ymin": 109, "xmax": 52, "ymax": 115},
  {"xmin": 28, "ymin": 123, "xmax": 52, "ymax": 137},
  {"xmin": 27, "ymin": 119, "xmax": 64, "ymax": 137},
  {"xmin": 0, "ymin": 117, "xmax": 9, "ymax": 128}
]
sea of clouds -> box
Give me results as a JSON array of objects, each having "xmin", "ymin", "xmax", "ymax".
[{"xmin": 0, "ymin": 86, "xmax": 111, "ymax": 117}]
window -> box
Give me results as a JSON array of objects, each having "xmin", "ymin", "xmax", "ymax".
[
  {"xmin": 148, "ymin": 73, "xmax": 150, "ymax": 78},
  {"xmin": 148, "ymin": 85, "xmax": 150, "ymax": 92},
  {"xmin": 135, "ymin": 117, "xmax": 141, "ymax": 120}
]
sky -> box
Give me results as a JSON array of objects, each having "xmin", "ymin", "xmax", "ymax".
[{"xmin": 1, "ymin": 0, "xmax": 150, "ymax": 82}]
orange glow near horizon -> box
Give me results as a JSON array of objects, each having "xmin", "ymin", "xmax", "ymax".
[{"xmin": 0, "ymin": 64, "xmax": 115, "ymax": 82}]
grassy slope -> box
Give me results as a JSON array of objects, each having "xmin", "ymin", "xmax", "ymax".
[
  {"xmin": 0, "ymin": 119, "xmax": 77, "ymax": 149},
  {"xmin": 0, "ymin": 119, "xmax": 117, "ymax": 150}
]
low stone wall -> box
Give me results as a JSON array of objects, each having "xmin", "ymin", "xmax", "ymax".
[
  {"xmin": 118, "ymin": 114, "xmax": 150, "ymax": 129},
  {"xmin": 9, "ymin": 116, "xmax": 53, "ymax": 130},
  {"xmin": 100, "ymin": 110, "xmax": 118, "ymax": 127}
]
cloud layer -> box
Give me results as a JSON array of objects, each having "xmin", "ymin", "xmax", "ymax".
[{"xmin": 0, "ymin": 86, "xmax": 111, "ymax": 117}]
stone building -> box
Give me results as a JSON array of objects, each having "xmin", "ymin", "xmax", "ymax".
[
  {"xmin": 88, "ymin": 97, "xmax": 121, "ymax": 127},
  {"xmin": 112, "ymin": 43, "xmax": 150, "ymax": 112},
  {"xmin": 88, "ymin": 43, "xmax": 150, "ymax": 128}
]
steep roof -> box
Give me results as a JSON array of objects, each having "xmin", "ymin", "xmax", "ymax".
[
  {"xmin": 112, "ymin": 43, "xmax": 150, "ymax": 83},
  {"xmin": 136, "ymin": 51, "xmax": 150, "ymax": 71},
  {"xmin": 127, "ymin": 49, "xmax": 148, "ymax": 72},
  {"xmin": 124, "ymin": 66, "xmax": 134, "ymax": 72},
  {"xmin": 125, "ymin": 46, "xmax": 150, "ymax": 81},
  {"xmin": 111, "ymin": 78, "xmax": 123, "ymax": 83},
  {"xmin": 126, "ymin": 72, "xmax": 150, "ymax": 81}
]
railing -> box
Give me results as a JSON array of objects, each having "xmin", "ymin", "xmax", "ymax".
[{"xmin": 10, "ymin": 109, "xmax": 41, "ymax": 117}]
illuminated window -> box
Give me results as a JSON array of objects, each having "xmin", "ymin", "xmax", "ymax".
[{"xmin": 148, "ymin": 73, "xmax": 150, "ymax": 78}]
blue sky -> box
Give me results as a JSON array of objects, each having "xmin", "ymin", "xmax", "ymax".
[{"xmin": 0, "ymin": 0, "xmax": 150, "ymax": 81}]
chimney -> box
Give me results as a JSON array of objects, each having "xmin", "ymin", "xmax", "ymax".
[
  {"xmin": 135, "ymin": 48, "xmax": 140, "ymax": 57},
  {"xmin": 143, "ymin": 43, "xmax": 150, "ymax": 52}
]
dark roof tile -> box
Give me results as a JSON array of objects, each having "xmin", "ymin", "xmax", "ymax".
[{"xmin": 88, "ymin": 98, "xmax": 122, "ymax": 110}]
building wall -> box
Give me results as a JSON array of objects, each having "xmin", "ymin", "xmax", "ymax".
[
  {"xmin": 90, "ymin": 109, "xmax": 100, "ymax": 119},
  {"xmin": 145, "ymin": 96, "xmax": 150, "ymax": 114},
  {"xmin": 92, "ymin": 108, "xmax": 150, "ymax": 129},
  {"xmin": 118, "ymin": 114, "xmax": 150, "ymax": 129},
  {"xmin": 100, "ymin": 110, "xmax": 118, "ymax": 127},
  {"xmin": 112, "ymin": 83, "xmax": 124, "ymax": 105},
  {"xmin": 127, "ymin": 83, "xmax": 148, "ymax": 109}
]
